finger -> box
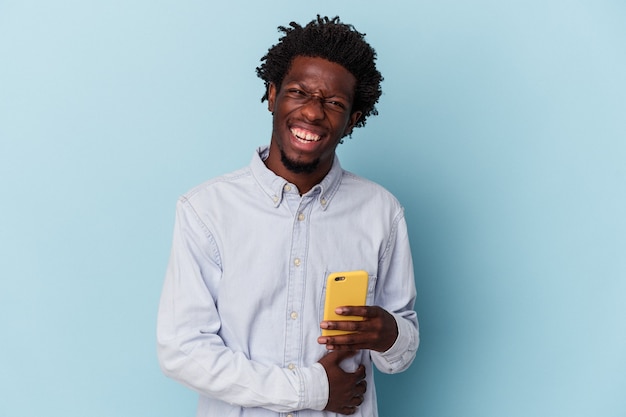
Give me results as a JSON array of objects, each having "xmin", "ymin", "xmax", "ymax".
[
  {"xmin": 319, "ymin": 337, "xmax": 355, "ymax": 351},
  {"xmin": 349, "ymin": 395, "xmax": 363, "ymax": 407},
  {"xmin": 355, "ymin": 364, "xmax": 366, "ymax": 380},
  {"xmin": 352, "ymin": 394, "xmax": 365, "ymax": 406},
  {"xmin": 342, "ymin": 405, "xmax": 358, "ymax": 415},
  {"xmin": 323, "ymin": 329, "xmax": 372, "ymax": 346},
  {"xmin": 319, "ymin": 336, "xmax": 364, "ymax": 352},
  {"xmin": 320, "ymin": 318, "xmax": 365, "ymax": 333},
  {"xmin": 355, "ymin": 379, "xmax": 367, "ymax": 396},
  {"xmin": 317, "ymin": 325, "xmax": 365, "ymax": 349},
  {"xmin": 335, "ymin": 305, "xmax": 371, "ymax": 317},
  {"xmin": 321, "ymin": 319, "xmax": 369, "ymax": 335},
  {"xmin": 358, "ymin": 378, "xmax": 367, "ymax": 392}
]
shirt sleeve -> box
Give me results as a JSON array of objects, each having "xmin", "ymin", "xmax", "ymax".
[
  {"xmin": 156, "ymin": 198, "xmax": 328, "ymax": 412},
  {"xmin": 370, "ymin": 210, "xmax": 420, "ymax": 374}
]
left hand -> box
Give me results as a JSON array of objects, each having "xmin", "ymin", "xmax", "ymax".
[{"xmin": 317, "ymin": 306, "xmax": 398, "ymax": 352}]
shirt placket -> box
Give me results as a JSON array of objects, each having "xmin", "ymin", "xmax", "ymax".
[{"xmin": 283, "ymin": 188, "xmax": 314, "ymax": 416}]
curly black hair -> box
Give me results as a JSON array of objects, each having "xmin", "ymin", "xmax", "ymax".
[{"xmin": 256, "ymin": 15, "xmax": 383, "ymax": 131}]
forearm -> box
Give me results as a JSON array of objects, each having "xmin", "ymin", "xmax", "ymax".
[{"xmin": 157, "ymin": 332, "xmax": 328, "ymax": 411}]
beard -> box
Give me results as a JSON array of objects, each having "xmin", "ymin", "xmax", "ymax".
[{"xmin": 280, "ymin": 148, "xmax": 320, "ymax": 174}]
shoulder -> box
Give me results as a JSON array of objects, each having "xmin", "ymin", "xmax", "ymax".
[
  {"xmin": 181, "ymin": 166, "xmax": 253, "ymax": 203},
  {"xmin": 172, "ymin": 166, "xmax": 256, "ymax": 232},
  {"xmin": 339, "ymin": 170, "xmax": 403, "ymax": 212}
]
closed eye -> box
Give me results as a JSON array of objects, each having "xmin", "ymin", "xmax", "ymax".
[
  {"xmin": 286, "ymin": 88, "xmax": 308, "ymax": 97},
  {"xmin": 284, "ymin": 87, "xmax": 349, "ymax": 113},
  {"xmin": 325, "ymin": 100, "xmax": 347, "ymax": 110}
]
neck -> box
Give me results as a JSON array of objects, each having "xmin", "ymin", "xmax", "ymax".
[{"xmin": 264, "ymin": 143, "xmax": 332, "ymax": 195}]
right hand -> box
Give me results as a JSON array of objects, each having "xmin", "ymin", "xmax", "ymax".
[{"xmin": 318, "ymin": 350, "xmax": 367, "ymax": 415}]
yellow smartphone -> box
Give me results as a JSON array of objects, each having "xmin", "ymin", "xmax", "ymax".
[{"xmin": 322, "ymin": 270, "xmax": 369, "ymax": 336}]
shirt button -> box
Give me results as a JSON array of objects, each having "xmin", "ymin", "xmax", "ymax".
[
  {"xmin": 290, "ymin": 311, "xmax": 298, "ymax": 320},
  {"xmin": 320, "ymin": 197, "xmax": 327, "ymax": 206},
  {"xmin": 288, "ymin": 363, "xmax": 296, "ymax": 370},
  {"xmin": 293, "ymin": 258, "xmax": 301, "ymax": 267},
  {"xmin": 297, "ymin": 213, "xmax": 305, "ymax": 221},
  {"xmin": 272, "ymin": 195, "xmax": 279, "ymax": 203},
  {"xmin": 284, "ymin": 184, "xmax": 292, "ymax": 192}
]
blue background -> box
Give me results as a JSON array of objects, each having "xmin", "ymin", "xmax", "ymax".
[{"xmin": 1, "ymin": 1, "xmax": 625, "ymax": 416}]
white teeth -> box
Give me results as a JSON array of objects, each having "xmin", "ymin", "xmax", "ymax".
[{"xmin": 291, "ymin": 128, "xmax": 321, "ymax": 142}]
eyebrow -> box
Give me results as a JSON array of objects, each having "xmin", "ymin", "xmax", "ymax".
[{"xmin": 286, "ymin": 81, "xmax": 352, "ymax": 101}]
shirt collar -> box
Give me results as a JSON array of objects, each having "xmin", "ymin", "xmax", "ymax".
[{"xmin": 250, "ymin": 146, "xmax": 343, "ymax": 210}]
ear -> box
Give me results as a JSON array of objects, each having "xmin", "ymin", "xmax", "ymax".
[
  {"xmin": 267, "ymin": 82, "xmax": 277, "ymax": 113},
  {"xmin": 343, "ymin": 111, "xmax": 363, "ymax": 136}
]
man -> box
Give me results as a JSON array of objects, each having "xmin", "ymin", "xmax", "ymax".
[{"xmin": 157, "ymin": 16, "xmax": 419, "ymax": 416}]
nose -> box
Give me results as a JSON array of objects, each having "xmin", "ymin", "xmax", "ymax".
[{"xmin": 300, "ymin": 96, "xmax": 325, "ymax": 122}]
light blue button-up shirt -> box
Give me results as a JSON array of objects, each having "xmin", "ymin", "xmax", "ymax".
[{"xmin": 157, "ymin": 146, "xmax": 419, "ymax": 416}]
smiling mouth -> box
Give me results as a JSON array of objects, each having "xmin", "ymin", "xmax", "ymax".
[{"xmin": 290, "ymin": 127, "xmax": 321, "ymax": 143}]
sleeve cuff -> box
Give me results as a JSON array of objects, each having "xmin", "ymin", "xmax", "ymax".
[{"xmin": 296, "ymin": 362, "xmax": 329, "ymax": 411}]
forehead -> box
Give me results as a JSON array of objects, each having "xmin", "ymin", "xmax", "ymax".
[{"xmin": 283, "ymin": 56, "xmax": 357, "ymax": 98}]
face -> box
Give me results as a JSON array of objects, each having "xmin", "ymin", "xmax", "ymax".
[{"xmin": 266, "ymin": 56, "xmax": 362, "ymax": 179}]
